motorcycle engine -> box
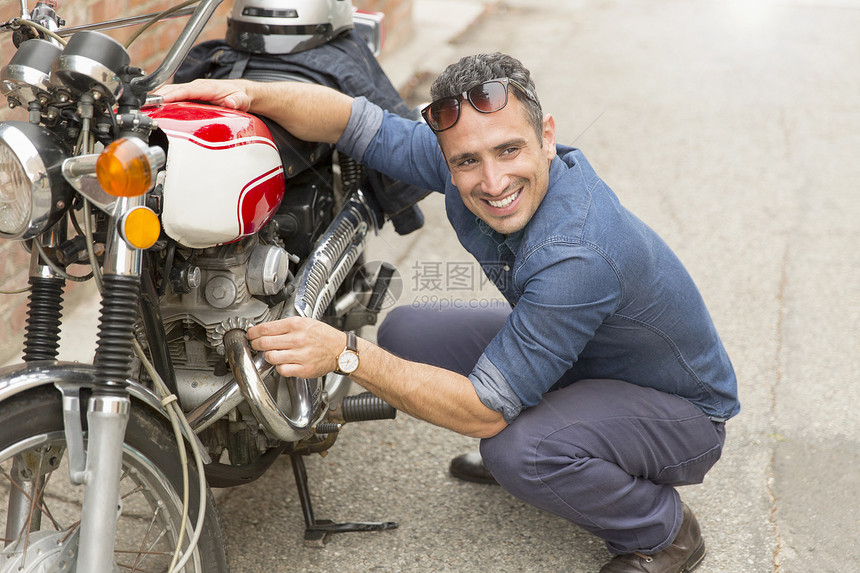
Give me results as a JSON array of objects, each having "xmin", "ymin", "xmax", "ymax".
[{"xmin": 156, "ymin": 234, "xmax": 293, "ymax": 411}]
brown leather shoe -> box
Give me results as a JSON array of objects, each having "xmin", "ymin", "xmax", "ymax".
[
  {"xmin": 449, "ymin": 452, "xmax": 498, "ymax": 485},
  {"xmin": 599, "ymin": 503, "xmax": 706, "ymax": 572}
]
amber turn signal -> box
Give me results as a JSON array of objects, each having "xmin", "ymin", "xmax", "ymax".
[
  {"xmin": 96, "ymin": 137, "xmax": 163, "ymax": 197},
  {"xmin": 121, "ymin": 206, "xmax": 161, "ymax": 249}
]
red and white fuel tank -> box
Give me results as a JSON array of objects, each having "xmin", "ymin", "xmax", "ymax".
[{"xmin": 145, "ymin": 102, "xmax": 285, "ymax": 248}]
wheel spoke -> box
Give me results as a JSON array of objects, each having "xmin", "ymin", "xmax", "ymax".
[
  {"xmin": 139, "ymin": 527, "xmax": 171, "ymax": 568},
  {"xmin": 61, "ymin": 520, "xmax": 81, "ymax": 542},
  {"xmin": 20, "ymin": 451, "xmax": 46, "ymax": 565},
  {"xmin": 121, "ymin": 483, "xmax": 145, "ymax": 501},
  {"xmin": 37, "ymin": 493, "xmax": 64, "ymax": 531},
  {"xmin": 130, "ymin": 505, "xmax": 162, "ymax": 572},
  {"xmin": 117, "ymin": 561, "xmax": 161, "ymax": 573}
]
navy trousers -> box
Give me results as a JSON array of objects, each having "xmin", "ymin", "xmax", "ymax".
[{"xmin": 377, "ymin": 305, "xmax": 726, "ymax": 554}]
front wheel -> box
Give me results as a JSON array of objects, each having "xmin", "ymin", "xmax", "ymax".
[{"xmin": 0, "ymin": 386, "xmax": 229, "ymax": 572}]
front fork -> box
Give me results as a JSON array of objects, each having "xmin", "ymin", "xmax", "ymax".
[
  {"xmin": 3, "ymin": 217, "xmax": 69, "ymax": 544},
  {"xmin": 75, "ymin": 394, "xmax": 130, "ymax": 571},
  {"xmin": 75, "ymin": 194, "xmax": 145, "ymax": 572},
  {"xmin": 13, "ymin": 195, "xmax": 147, "ymax": 571}
]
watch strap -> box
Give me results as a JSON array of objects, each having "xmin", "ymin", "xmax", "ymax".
[{"xmin": 345, "ymin": 330, "xmax": 358, "ymax": 352}]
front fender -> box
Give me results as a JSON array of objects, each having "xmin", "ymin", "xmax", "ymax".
[{"xmin": 0, "ymin": 361, "xmax": 209, "ymax": 462}]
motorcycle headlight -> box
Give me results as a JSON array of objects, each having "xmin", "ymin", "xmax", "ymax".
[{"xmin": 0, "ymin": 122, "xmax": 72, "ymax": 240}]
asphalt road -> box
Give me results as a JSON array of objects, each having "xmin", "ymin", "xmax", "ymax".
[
  {"xmin": 215, "ymin": 1, "xmax": 860, "ymax": 571},
  {"xmin": 20, "ymin": 1, "xmax": 858, "ymax": 571}
]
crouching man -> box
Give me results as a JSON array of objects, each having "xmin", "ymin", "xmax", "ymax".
[{"xmin": 159, "ymin": 52, "xmax": 739, "ymax": 572}]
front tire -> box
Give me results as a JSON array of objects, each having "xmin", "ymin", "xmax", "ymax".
[{"xmin": 0, "ymin": 386, "xmax": 229, "ymax": 572}]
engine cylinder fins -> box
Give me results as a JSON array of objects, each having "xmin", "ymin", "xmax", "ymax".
[{"xmin": 209, "ymin": 316, "xmax": 253, "ymax": 356}]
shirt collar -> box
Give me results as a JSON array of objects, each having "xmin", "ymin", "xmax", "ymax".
[{"xmin": 475, "ymin": 217, "xmax": 524, "ymax": 255}]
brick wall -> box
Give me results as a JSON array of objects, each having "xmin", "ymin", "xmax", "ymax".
[
  {"xmin": 0, "ymin": 0, "xmax": 413, "ymax": 363},
  {"xmin": 356, "ymin": 0, "xmax": 414, "ymax": 54},
  {"xmin": 0, "ymin": 0, "xmax": 413, "ymax": 73},
  {"xmin": 0, "ymin": 0, "xmax": 413, "ymax": 95}
]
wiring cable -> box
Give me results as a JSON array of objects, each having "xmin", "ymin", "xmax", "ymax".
[{"xmin": 133, "ymin": 338, "xmax": 207, "ymax": 573}]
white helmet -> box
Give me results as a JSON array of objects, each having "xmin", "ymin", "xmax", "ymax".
[{"xmin": 226, "ymin": 0, "xmax": 354, "ymax": 54}]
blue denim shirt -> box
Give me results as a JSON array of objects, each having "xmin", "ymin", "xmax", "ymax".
[{"xmin": 338, "ymin": 98, "xmax": 740, "ymax": 424}]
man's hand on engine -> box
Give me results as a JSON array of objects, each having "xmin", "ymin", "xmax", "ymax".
[{"xmin": 247, "ymin": 317, "xmax": 345, "ymax": 379}]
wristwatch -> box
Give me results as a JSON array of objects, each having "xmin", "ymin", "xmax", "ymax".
[{"xmin": 334, "ymin": 331, "xmax": 359, "ymax": 375}]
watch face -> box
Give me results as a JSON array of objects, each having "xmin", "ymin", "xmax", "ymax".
[{"xmin": 338, "ymin": 351, "xmax": 359, "ymax": 373}]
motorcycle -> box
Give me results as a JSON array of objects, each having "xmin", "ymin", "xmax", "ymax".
[{"xmin": 0, "ymin": 0, "xmax": 414, "ymax": 570}]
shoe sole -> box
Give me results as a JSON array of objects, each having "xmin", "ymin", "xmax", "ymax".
[
  {"xmin": 683, "ymin": 541, "xmax": 706, "ymax": 572},
  {"xmin": 448, "ymin": 468, "xmax": 499, "ymax": 485}
]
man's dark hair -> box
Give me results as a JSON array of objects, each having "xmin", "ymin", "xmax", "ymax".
[{"xmin": 430, "ymin": 52, "xmax": 544, "ymax": 142}]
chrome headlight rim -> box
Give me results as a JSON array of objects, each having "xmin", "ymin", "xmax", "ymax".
[{"xmin": 0, "ymin": 121, "xmax": 71, "ymax": 240}]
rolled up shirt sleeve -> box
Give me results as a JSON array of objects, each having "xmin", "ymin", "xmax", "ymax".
[
  {"xmin": 336, "ymin": 97, "xmax": 384, "ymax": 161},
  {"xmin": 468, "ymin": 240, "xmax": 623, "ymax": 421},
  {"xmin": 468, "ymin": 354, "xmax": 524, "ymax": 423}
]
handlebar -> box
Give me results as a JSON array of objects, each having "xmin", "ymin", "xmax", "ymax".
[
  {"xmin": 53, "ymin": 6, "xmax": 198, "ymax": 37},
  {"xmin": 129, "ymin": 0, "xmax": 223, "ymax": 94},
  {"xmin": 3, "ymin": 0, "xmax": 224, "ymax": 95}
]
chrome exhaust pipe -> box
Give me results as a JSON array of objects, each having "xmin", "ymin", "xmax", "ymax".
[
  {"xmin": 294, "ymin": 189, "xmax": 376, "ymax": 320},
  {"xmin": 223, "ymin": 329, "xmax": 314, "ymax": 442},
  {"xmin": 185, "ymin": 355, "xmax": 261, "ymax": 433}
]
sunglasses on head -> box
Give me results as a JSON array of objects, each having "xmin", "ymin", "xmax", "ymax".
[{"xmin": 421, "ymin": 77, "xmax": 536, "ymax": 133}]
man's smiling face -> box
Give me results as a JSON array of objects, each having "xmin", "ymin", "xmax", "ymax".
[{"xmin": 438, "ymin": 95, "xmax": 557, "ymax": 236}]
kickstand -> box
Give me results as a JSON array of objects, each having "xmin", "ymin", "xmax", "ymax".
[{"xmin": 289, "ymin": 453, "xmax": 398, "ymax": 546}]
